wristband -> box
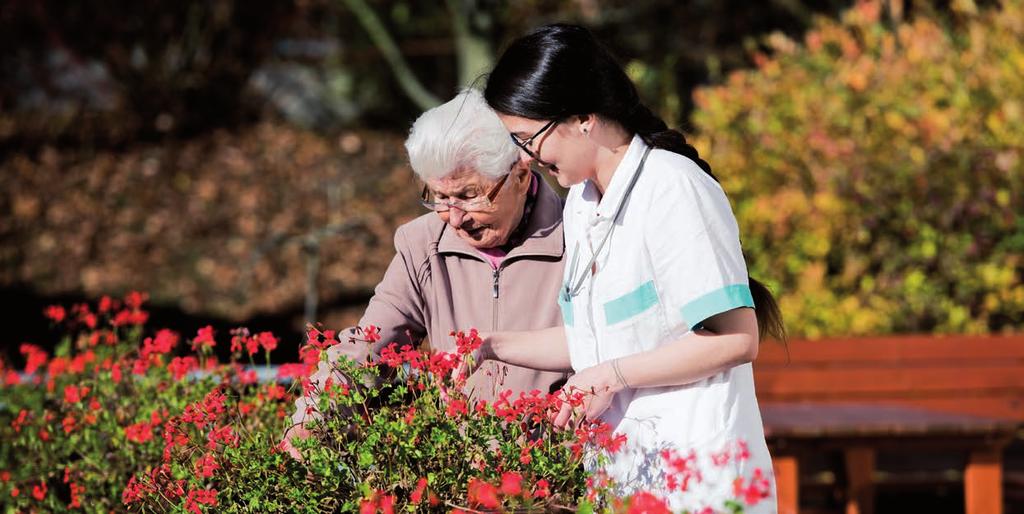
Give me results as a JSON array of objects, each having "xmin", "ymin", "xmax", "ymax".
[{"xmin": 611, "ymin": 358, "xmax": 631, "ymax": 390}]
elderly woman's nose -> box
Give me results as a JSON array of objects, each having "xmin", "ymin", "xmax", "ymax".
[{"xmin": 447, "ymin": 206, "xmax": 466, "ymax": 227}]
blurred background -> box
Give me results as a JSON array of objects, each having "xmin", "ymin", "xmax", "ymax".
[
  {"xmin": 1, "ymin": 0, "xmax": 1022, "ymax": 512},
  {"xmin": 5, "ymin": 0, "xmax": 1020, "ymax": 354}
]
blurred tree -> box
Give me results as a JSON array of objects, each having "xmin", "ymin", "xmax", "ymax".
[
  {"xmin": 1, "ymin": 0, "xmax": 861, "ymax": 147},
  {"xmin": 0, "ymin": 0, "xmax": 297, "ymax": 148}
]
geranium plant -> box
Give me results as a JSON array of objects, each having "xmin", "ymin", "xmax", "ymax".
[{"xmin": 1, "ymin": 294, "xmax": 772, "ymax": 513}]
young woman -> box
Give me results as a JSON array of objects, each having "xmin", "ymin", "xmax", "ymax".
[{"xmin": 477, "ymin": 24, "xmax": 785, "ymax": 511}]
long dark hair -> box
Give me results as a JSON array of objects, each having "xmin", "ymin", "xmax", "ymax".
[{"xmin": 485, "ymin": 23, "xmax": 785, "ymax": 342}]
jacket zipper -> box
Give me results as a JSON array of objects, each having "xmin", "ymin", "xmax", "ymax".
[
  {"xmin": 491, "ymin": 266, "xmax": 501, "ymax": 331},
  {"xmin": 492, "ymin": 268, "xmax": 500, "ymax": 299}
]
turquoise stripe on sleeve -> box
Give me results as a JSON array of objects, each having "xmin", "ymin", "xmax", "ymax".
[
  {"xmin": 680, "ymin": 284, "xmax": 755, "ymax": 329},
  {"xmin": 557, "ymin": 292, "xmax": 574, "ymax": 327},
  {"xmin": 603, "ymin": 280, "xmax": 659, "ymax": 325}
]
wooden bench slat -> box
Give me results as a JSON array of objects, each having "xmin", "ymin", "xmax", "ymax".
[
  {"xmin": 754, "ymin": 366, "xmax": 1024, "ymax": 394},
  {"xmin": 756, "ymin": 335, "xmax": 1024, "ymax": 366},
  {"xmin": 761, "ymin": 403, "xmax": 1020, "ymax": 438},
  {"xmin": 758, "ymin": 397, "xmax": 1024, "ymax": 420}
]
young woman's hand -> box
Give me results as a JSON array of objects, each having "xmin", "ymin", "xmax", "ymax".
[
  {"xmin": 453, "ymin": 332, "xmax": 495, "ymax": 383},
  {"xmin": 552, "ymin": 361, "xmax": 623, "ymax": 428}
]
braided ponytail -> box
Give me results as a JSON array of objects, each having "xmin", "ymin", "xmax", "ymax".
[{"xmin": 624, "ymin": 104, "xmax": 717, "ymax": 181}]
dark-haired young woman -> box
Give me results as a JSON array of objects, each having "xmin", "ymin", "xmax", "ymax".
[{"xmin": 473, "ymin": 24, "xmax": 784, "ymax": 511}]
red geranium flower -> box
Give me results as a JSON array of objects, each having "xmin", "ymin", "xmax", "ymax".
[
  {"xmin": 32, "ymin": 481, "xmax": 47, "ymax": 501},
  {"xmin": 44, "ymin": 305, "xmax": 66, "ymax": 323},
  {"xmin": 625, "ymin": 491, "xmax": 672, "ymax": 514},
  {"xmin": 467, "ymin": 478, "xmax": 500, "ymax": 509},
  {"xmin": 500, "ymin": 472, "xmax": 523, "ymax": 497},
  {"xmin": 191, "ymin": 326, "xmax": 217, "ymax": 350}
]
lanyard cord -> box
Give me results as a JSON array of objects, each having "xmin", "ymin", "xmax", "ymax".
[{"xmin": 562, "ymin": 146, "xmax": 652, "ymax": 300}]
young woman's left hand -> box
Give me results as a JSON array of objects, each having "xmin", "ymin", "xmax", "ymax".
[{"xmin": 552, "ymin": 361, "xmax": 622, "ymax": 428}]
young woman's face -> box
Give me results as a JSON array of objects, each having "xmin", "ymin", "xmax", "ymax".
[{"xmin": 498, "ymin": 114, "xmax": 595, "ymax": 189}]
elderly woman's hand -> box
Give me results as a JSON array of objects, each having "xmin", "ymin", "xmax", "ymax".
[{"xmin": 552, "ymin": 361, "xmax": 623, "ymax": 429}]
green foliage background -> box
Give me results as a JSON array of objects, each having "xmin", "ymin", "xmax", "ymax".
[{"xmin": 690, "ymin": 1, "xmax": 1024, "ymax": 337}]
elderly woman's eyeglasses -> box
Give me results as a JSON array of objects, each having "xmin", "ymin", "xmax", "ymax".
[
  {"xmin": 509, "ymin": 119, "xmax": 558, "ymax": 160},
  {"xmin": 420, "ymin": 170, "xmax": 513, "ymax": 212}
]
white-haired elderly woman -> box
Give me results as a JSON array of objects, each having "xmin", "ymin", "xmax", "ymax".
[{"xmin": 283, "ymin": 89, "xmax": 569, "ymax": 458}]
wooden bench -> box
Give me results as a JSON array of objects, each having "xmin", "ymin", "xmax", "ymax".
[{"xmin": 754, "ymin": 335, "xmax": 1024, "ymax": 514}]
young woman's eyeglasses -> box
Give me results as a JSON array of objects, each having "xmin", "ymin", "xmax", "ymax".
[
  {"xmin": 420, "ymin": 169, "xmax": 513, "ymax": 212},
  {"xmin": 509, "ymin": 119, "xmax": 558, "ymax": 160}
]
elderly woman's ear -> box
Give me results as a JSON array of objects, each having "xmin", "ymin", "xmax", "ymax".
[{"xmin": 512, "ymin": 161, "xmax": 532, "ymax": 189}]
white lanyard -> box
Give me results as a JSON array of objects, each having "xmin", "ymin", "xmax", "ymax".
[{"xmin": 561, "ymin": 146, "xmax": 652, "ymax": 302}]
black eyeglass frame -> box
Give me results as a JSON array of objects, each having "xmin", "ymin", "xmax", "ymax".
[{"xmin": 509, "ymin": 119, "xmax": 559, "ymax": 160}]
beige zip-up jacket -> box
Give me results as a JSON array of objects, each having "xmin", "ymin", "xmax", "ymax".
[{"xmin": 291, "ymin": 174, "xmax": 568, "ymax": 426}]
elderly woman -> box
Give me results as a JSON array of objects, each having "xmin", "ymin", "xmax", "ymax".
[{"xmin": 283, "ymin": 89, "xmax": 569, "ymax": 455}]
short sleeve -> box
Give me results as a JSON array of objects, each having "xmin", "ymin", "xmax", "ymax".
[{"xmin": 642, "ymin": 159, "xmax": 753, "ymax": 331}]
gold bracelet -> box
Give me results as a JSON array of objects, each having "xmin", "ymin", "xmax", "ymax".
[{"xmin": 611, "ymin": 358, "xmax": 631, "ymax": 390}]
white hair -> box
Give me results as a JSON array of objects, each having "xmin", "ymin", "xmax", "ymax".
[{"xmin": 404, "ymin": 89, "xmax": 519, "ymax": 182}]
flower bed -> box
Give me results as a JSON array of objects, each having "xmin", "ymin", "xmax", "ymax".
[{"xmin": 1, "ymin": 293, "xmax": 770, "ymax": 513}]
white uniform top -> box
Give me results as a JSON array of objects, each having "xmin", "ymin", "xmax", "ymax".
[{"xmin": 558, "ymin": 136, "xmax": 776, "ymax": 512}]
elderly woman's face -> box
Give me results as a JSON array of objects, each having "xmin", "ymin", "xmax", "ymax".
[{"xmin": 426, "ymin": 163, "xmax": 531, "ymax": 249}]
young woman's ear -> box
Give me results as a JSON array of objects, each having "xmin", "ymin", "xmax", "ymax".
[{"xmin": 576, "ymin": 114, "xmax": 595, "ymax": 136}]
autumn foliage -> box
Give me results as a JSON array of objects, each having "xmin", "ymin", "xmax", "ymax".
[{"xmin": 691, "ymin": 0, "xmax": 1024, "ymax": 337}]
